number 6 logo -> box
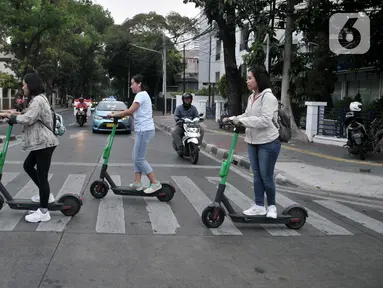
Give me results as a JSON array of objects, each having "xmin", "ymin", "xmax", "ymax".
[{"xmin": 329, "ymin": 13, "xmax": 370, "ymax": 55}]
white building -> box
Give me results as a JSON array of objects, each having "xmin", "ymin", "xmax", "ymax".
[
  {"xmin": 197, "ymin": 2, "xmax": 382, "ymax": 105},
  {"xmin": 0, "ymin": 51, "xmax": 15, "ymax": 76}
]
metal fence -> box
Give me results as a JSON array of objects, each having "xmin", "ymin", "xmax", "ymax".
[{"xmin": 317, "ymin": 107, "xmax": 382, "ymax": 138}]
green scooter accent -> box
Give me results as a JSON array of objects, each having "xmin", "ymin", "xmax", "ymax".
[
  {"xmin": 102, "ymin": 118, "xmax": 118, "ymax": 165},
  {"xmin": 0, "ymin": 125, "xmax": 13, "ymax": 176},
  {"xmin": 201, "ymin": 120, "xmax": 308, "ymax": 230}
]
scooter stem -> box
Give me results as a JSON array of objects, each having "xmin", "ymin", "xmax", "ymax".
[
  {"xmin": 102, "ymin": 119, "xmax": 118, "ymax": 165},
  {"xmin": 0, "ymin": 124, "xmax": 13, "ymax": 175}
]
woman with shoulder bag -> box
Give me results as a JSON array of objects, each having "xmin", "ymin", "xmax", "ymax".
[
  {"xmin": 224, "ymin": 66, "xmax": 281, "ymax": 218},
  {"xmin": 2, "ymin": 72, "xmax": 59, "ymax": 223}
]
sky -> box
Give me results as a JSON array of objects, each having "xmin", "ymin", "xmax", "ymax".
[{"xmin": 93, "ymin": 0, "xmax": 202, "ymax": 24}]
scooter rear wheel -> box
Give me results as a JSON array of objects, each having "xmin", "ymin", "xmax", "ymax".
[
  {"xmin": 0, "ymin": 195, "xmax": 4, "ymax": 211},
  {"xmin": 202, "ymin": 206, "xmax": 225, "ymax": 228},
  {"xmin": 59, "ymin": 195, "xmax": 82, "ymax": 216},
  {"xmin": 285, "ymin": 207, "xmax": 307, "ymax": 229},
  {"xmin": 156, "ymin": 184, "xmax": 175, "ymax": 202},
  {"xmin": 90, "ymin": 180, "xmax": 109, "ymax": 199}
]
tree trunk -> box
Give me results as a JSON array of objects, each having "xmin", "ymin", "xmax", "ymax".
[
  {"xmin": 280, "ymin": 0, "xmax": 308, "ymax": 142},
  {"xmin": 219, "ymin": 10, "xmax": 243, "ymax": 116}
]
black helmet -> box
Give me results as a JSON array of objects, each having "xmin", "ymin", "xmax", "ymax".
[{"xmin": 182, "ymin": 92, "xmax": 193, "ymax": 108}]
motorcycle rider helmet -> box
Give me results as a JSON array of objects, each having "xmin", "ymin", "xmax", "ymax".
[
  {"xmin": 79, "ymin": 97, "xmax": 84, "ymax": 103},
  {"xmin": 182, "ymin": 92, "xmax": 193, "ymax": 108},
  {"xmin": 349, "ymin": 101, "xmax": 362, "ymax": 112}
]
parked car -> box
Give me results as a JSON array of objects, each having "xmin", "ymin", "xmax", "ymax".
[{"xmin": 92, "ymin": 99, "xmax": 131, "ymax": 133}]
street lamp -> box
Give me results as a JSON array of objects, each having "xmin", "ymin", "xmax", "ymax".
[{"xmin": 130, "ymin": 36, "xmax": 167, "ymax": 115}]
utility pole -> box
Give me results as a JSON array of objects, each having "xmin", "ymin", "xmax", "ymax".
[
  {"xmin": 127, "ymin": 57, "xmax": 131, "ymax": 101},
  {"xmin": 208, "ymin": 23, "xmax": 212, "ymax": 106},
  {"xmin": 183, "ymin": 44, "xmax": 186, "ymax": 93},
  {"xmin": 266, "ymin": 0, "xmax": 276, "ymax": 72},
  {"xmin": 130, "ymin": 39, "xmax": 166, "ymax": 114},
  {"xmin": 163, "ymin": 34, "xmax": 167, "ymax": 115}
]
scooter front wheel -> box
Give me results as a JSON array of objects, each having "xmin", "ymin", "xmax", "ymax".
[
  {"xmin": 202, "ymin": 206, "xmax": 225, "ymax": 228},
  {"xmin": 90, "ymin": 180, "xmax": 109, "ymax": 199}
]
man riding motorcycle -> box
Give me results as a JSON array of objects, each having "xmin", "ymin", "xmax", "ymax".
[
  {"xmin": 76, "ymin": 97, "xmax": 88, "ymax": 123},
  {"xmin": 171, "ymin": 93, "xmax": 205, "ymax": 155}
]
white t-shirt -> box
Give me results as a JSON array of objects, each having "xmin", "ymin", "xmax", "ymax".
[{"xmin": 133, "ymin": 91, "xmax": 155, "ymax": 132}]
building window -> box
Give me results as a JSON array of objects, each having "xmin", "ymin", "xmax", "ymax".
[
  {"xmin": 215, "ymin": 40, "xmax": 221, "ymax": 60},
  {"xmin": 215, "ymin": 72, "xmax": 220, "ymax": 83}
]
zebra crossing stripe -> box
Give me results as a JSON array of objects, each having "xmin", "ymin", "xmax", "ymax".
[
  {"xmin": 37, "ymin": 174, "xmax": 86, "ymax": 232},
  {"xmin": 95, "ymin": 175, "xmax": 126, "ymax": 234},
  {"xmin": 2, "ymin": 172, "xmax": 19, "ymax": 186},
  {"xmin": 315, "ymin": 200, "xmax": 383, "ymax": 234},
  {"xmin": 0, "ymin": 174, "xmax": 53, "ymax": 231},
  {"xmin": 172, "ymin": 176, "xmax": 242, "ymax": 236},
  {"xmin": 141, "ymin": 178, "xmax": 180, "ymax": 235},
  {"xmin": 276, "ymin": 193, "xmax": 353, "ymax": 235},
  {"xmin": 207, "ymin": 177, "xmax": 300, "ymax": 236}
]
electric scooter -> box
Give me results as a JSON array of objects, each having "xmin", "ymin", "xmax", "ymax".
[
  {"xmin": 0, "ymin": 120, "xmax": 83, "ymax": 216},
  {"xmin": 90, "ymin": 116, "xmax": 176, "ymax": 202},
  {"xmin": 201, "ymin": 121, "xmax": 308, "ymax": 229}
]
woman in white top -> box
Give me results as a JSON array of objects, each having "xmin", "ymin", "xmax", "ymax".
[
  {"xmin": 108, "ymin": 74, "xmax": 162, "ymax": 194},
  {"xmin": 225, "ymin": 66, "xmax": 281, "ymax": 218}
]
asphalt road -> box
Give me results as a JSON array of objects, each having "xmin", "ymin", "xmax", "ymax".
[{"xmin": 0, "ymin": 110, "xmax": 382, "ymax": 288}]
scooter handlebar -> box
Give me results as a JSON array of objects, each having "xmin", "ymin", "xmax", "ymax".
[{"xmin": 224, "ymin": 120, "xmax": 246, "ymax": 133}]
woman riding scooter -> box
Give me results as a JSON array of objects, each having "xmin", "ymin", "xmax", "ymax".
[
  {"xmin": 224, "ymin": 66, "xmax": 280, "ymax": 219},
  {"xmin": 106, "ymin": 74, "xmax": 162, "ymax": 194},
  {"xmin": 1, "ymin": 72, "xmax": 58, "ymax": 223}
]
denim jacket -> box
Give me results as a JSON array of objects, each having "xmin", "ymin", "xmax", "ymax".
[{"xmin": 15, "ymin": 94, "xmax": 59, "ymax": 151}]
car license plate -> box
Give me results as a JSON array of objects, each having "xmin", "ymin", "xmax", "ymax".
[{"xmin": 106, "ymin": 123, "xmax": 114, "ymax": 128}]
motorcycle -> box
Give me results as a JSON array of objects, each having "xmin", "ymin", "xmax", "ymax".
[
  {"xmin": 344, "ymin": 101, "xmax": 383, "ymax": 160},
  {"xmin": 218, "ymin": 108, "xmax": 231, "ymax": 130},
  {"xmin": 76, "ymin": 108, "xmax": 86, "ymax": 127},
  {"xmin": 172, "ymin": 113, "xmax": 204, "ymax": 164}
]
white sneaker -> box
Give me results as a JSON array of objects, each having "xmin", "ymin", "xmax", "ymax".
[
  {"xmin": 266, "ymin": 205, "xmax": 277, "ymax": 219},
  {"xmin": 25, "ymin": 209, "xmax": 51, "ymax": 223},
  {"xmin": 143, "ymin": 182, "xmax": 162, "ymax": 194},
  {"xmin": 31, "ymin": 193, "xmax": 55, "ymax": 203},
  {"xmin": 243, "ymin": 204, "xmax": 266, "ymax": 216}
]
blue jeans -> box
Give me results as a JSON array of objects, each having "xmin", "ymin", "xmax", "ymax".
[
  {"xmin": 133, "ymin": 129, "xmax": 155, "ymax": 174},
  {"xmin": 248, "ymin": 138, "xmax": 281, "ymax": 206}
]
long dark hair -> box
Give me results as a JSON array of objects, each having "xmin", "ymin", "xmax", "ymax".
[
  {"xmin": 248, "ymin": 66, "xmax": 271, "ymax": 92},
  {"xmin": 23, "ymin": 73, "xmax": 45, "ymax": 103},
  {"xmin": 131, "ymin": 74, "xmax": 149, "ymax": 92}
]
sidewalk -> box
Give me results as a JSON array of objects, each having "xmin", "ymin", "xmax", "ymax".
[{"xmin": 154, "ymin": 114, "xmax": 383, "ymax": 199}]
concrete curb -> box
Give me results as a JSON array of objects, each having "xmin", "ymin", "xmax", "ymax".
[{"xmin": 158, "ymin": 122, "xmax": 298, "ymax": 188}]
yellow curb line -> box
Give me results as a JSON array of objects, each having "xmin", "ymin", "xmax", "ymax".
[
  {"xmin": 205, "ymin": 127, "xmax": 382, "ymax": 167},
  {"xmin": 163, "ymin": 122, "xmax": 382, "ymax": 167}
]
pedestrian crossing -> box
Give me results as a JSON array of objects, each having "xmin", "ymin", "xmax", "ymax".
[{"xmin": 0, "ymin": 171, "xmax": 382, "ymax": 237}]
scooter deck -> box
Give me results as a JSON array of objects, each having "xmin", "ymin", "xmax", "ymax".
[
  {"xmin": 111, "ymin": 186, "xmax": 166, "ymax": 196},
  {"xmin": 229, "ymin": 213, "xmax": 292, "ymax": 224},
  {"xmin": 6, "ymin": 199, "xmax": 64, "ymax": 211}
]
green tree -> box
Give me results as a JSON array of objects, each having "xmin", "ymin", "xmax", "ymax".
[
  {"xmin": 103, "ymin": 11, "xmax": 196, "ymax": 102},
  {"xmin": 183, "ymin": 0, "xmax": 244, "ymax": 115}
]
